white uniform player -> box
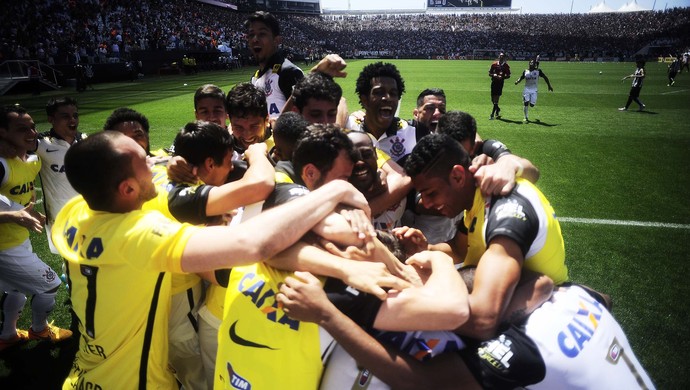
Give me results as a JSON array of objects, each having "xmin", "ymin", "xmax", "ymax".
[
  {"xmin": 515, "ymin": 60, "xmax": 553, "ymax": 122},
  {"xmin": 345, "ymin": 116, "xmax": 417, "ymax": 164},
  {"xmin": 251, "ymin": 55, "xmax": 304, "ymax": 120}
]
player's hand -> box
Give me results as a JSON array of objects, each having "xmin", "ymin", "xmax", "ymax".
[
  {"xmin": 350, "ymin": 109, "xmax": 365, "ymax": 122},
  {"xmin": 326, "ymin": 180, "xmax": 372, "ymax": 220},
  {"xmin": 167, "ymin": 155, "xmax": 198, "ymax": 183},
  {"xmin": 339, "ymin": 208, "xmax": 376, "ymax": 241},
  {"xmin": 338, "ymin": 259, "xmax": 412, "ymax": 300},
  {"xmin": 12, "ymin": 202, "xmax": 44, "ymax": 233},
  {"xmin": 277, "ymin": 271, "xmax": 334, "ymax": 324},
  {"xmin": 244, "ymin": 142, "xmax": 268, "ymax": 161},
  {"xmin": 311, "ymin": 54, "xmax": 347, "ymax": 78},
  {"xmin": 392, "ymin": 226, "xmax": 429, "ymax": 257},
  {"xmin": 473, "ymin": 156, "xmax": 518, "ymax": 196}
]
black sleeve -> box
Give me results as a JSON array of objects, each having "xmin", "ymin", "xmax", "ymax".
[
  {"xmin": 485, "ymin": 191, "xmax": 539, "ymax": 257},
  {"xmin": 458, "ymin": 324, "xmax": 546, "ymax": 389},
  {"xmin": 324, "ymin": 278, "xmax": 382, "ymax": 331},
  {"xmin": 167, "ymin": 183, "xmax": 214, "ymax": 225},
  {"xmin": 480, "ymin": 140, "xmax": 512, "ymax": 161},
  {"xmin": 262, "ymin": 182, "xmax": 310, "ymax": 210},
  {"xmin": 278, "ymin": 66, "xmax": 304, "ymax": 100}
]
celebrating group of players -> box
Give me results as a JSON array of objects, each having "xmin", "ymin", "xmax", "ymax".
[{"xmin": 0, "ymin": 10, "xmax": 657, "ymax": 390}]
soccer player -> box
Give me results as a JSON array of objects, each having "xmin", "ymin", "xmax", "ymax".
[
  {"xmin": 34, "ymin": 97, "xmax": 85, "ymax": 253},
  {"xmin": 213, "ymin": 124, "xmax": 414, "ymax": 390},
  {"xmin": 271, "ymin": 111, "xmax": 310, "ymax": 163},
  {"xmin": 411, "ymin": 88, "xmax": 446, "ymax": 136},
  {"xmin": 53, "ymin": 130, "xmax": 375, "ymax": 389},
  {"xmin": 514, "ymin": 59, "xmax": 554, "ymax": 122},
  {"xmin": 291, "ymin": 71, "xmax": 343, "ymax": 125},
  {"xmin": 0, "ymin": 105, "xmax": 72, "ymax": 351},
  {"xmin": 168, "ymin": 121, "xmax": 275, "ymax": 389},
  {"xmin": 489, "ymin": 52, "xmax": 511, "ymax": 120},
  {"xmin": 194, "ymin": 84, "xmax": 228, "ymax": 127},
  {"xmin": 246, "ymin": 11, "xmax": 304, "ymax": 119},
  {"xmin": 346, "ymin": 62, "xmax": 416, "ymax": 164},
  {"xmin": 619, "ymin": 59, "xmax": 646, "ymax": 112},
  {"xmin": 226, "ymin": 82, "xmax": 274, "ymax": 155},
  {"xmin": 667, "ymin": 54, "xmax": 682, "ymax": 86},
  {"xmin": 405, "ymin": 134, "xmax": 568, "ymax": 340}
]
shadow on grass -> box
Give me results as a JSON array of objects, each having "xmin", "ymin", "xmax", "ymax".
[
  {"xmin": 496, "ymin": 117, "xmax": 558, "ymax": 127},
  {"xmin": 0, "ymin": 319, "xmax": 78, "ymax": 390}
]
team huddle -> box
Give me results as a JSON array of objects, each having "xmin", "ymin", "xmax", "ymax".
[{"xmin": 1, "ymin": 11, "xmax": 657, "ymax": 390}]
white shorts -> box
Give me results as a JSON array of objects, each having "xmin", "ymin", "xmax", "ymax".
[
  {"xmin": 523, "ymin": 89, "xmax": 538, "ymax": 106},
  {"xmin": 0, "ymin": 239, "xmax": 61, "ymax": 294}
]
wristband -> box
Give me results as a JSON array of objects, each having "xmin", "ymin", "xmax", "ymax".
[
  {"xmin": 515, "ymin": 161, "xmax": 524, "ymax": 177},
  {"xmin": 481, "ymin": 139, "xmax": 512, "ymax": 161}
]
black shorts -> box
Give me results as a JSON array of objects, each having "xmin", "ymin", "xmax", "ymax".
[
  {"xmin": 629, "ymin": 86, "xmax": 642, "ymax": 98},
  {"xmin": 491, "ymin": 80, "xmax": 505, "ymax": 96}
]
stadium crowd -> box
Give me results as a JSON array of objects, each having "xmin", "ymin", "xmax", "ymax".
[{"xmin": 2, "ymin": 0, "xmax": 689, "ymax": 65}]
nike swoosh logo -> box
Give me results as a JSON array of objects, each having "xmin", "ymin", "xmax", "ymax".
[
  {"xmin": 229, "ymin": 320, "xmax": 276, "ymax": 350},
  {"xmin": 46, "ymin": 149, "xmax": 60, "ymax": 152}
]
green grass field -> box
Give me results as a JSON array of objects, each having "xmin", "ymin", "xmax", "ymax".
[{"xmin": 1, "ymin": 59, "xmax": 689, "ymax": 389}]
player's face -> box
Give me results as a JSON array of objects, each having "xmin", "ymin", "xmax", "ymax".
[
  {"xmin": 347, "ymin": 132, "xmax": 378, "ymax": 193},
  {"xmin": 272, "ymin": 133, "xmax": 293, "ymax": 162},
  {"xmin": 195, "ymin": 97, "xmax": 228, "ymax": 127},
  {"xmin": 246, "ymin": 21, "xmax": 280, "ymax": 65},
  {"xmin": 112, "ymin": 121, "xmax": 150, "ymax": 154},
  {"xmin": 414, "ymin": 95, "xmax": 446, "ymax": 133},
  {"xmin": 206, "ymin": 149, "xmax": 234, "ymax": 186},
  {"xmin": 313, "ymin": 149, "xmax": 354, "ymax": 190},
  {"xmin": 48, "ymin": 104, "xmax": 79, "ymax": 141},
  {"xmin": 230, "ymin": 115, "xmax": 267, "ymax": 150},
  {"xmin": 120, "ymin": 136, "xmax": 157, "ymax": 204},
  {"xmin": 529, "ymin": 61, "xmax": 536, "ymax": 71},
  {"xmin": 0, "ymin": 112, "xmax": 37, "ymax": 152},
  {"xmin": 300, "ymin": 98, "xmax": 338, "ymax": 124},
  {"xmin": 361, "ymin": 76, "xmax": 399, "ymax": 131},
  {"xmin": 412, "ymin": 173, "xmax": 462, "ymax": 218}
]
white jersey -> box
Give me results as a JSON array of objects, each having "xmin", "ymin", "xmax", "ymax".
[
  {"xmin": 35, "ymin": 130, "xmax": 85, "ymax": 253},
  {"xmin": 524, "ymin": 286, "xmax": 655, "ymax": 389},
  {"xmin": 345, "ymin": 117, "xmax": 417, "ymax": 163},
  {"xmin": 523, "ymin": 69, "xmax": 541, "ymax": 91},
  {"xmin": 35, "ymin": 131, "xmax": 85, "ymax": 225},
  {"xmin": 320, "ymin": 330, "xmax": 465, "ymax": 390},
  {"xmin": 251, "ymin": 55, "xmax": 304, "ymax": 120}
]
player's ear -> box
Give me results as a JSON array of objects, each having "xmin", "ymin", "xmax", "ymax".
[
  {"xmin": 449, "ymin": 165, "xmax": 467, "ymax": 187},
  {"xmin": 204, "ymin": 156, "xmax": 215, "ymax": 171},
  {"xmin": 118, "ymin": 178, "xmax": 136, "ymax": 198},
  {"xmin": 303, "ymin": 163, "xmax": 320, "ymax": 184},
  {"xmin": 413, "ymin": 107, "xmax": 420, "ymax": 118}
]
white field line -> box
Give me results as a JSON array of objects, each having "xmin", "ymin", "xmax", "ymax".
[
  {"xmin": 660, "ymin": 89, "xmax": 689, "ymax": 95},
  {"xmin": 559, "ymin": 217, "xmax": 690, "ymax": 229}
]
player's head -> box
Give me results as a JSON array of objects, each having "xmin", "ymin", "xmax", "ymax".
[
  {"xmin": 103, "ymin": 107, "xmax": 151, "ymax": 154},
  {"xmin": 413, "ymin": 88, "xmax": 446, "ymax": 133},
  {"xmin": 173, "ymin": 121, "xmax": 234, "ymax": 186},
  {"xmin": 226, "ymin": 82, "xmax": 269, "ymax": 151},
  {"xmin": 65, "ymin": 131, "xmax": 157, "ymax": 212},
  {"xmin": 405, "ymin": 133, "xmax": 473, "ymax": 218},
  {"xmin": 292, "ymin": 72, "xmax": 342, "ymax": 124},
  {"xmin": 293, "ymin": 123, "xmax": 357, "ymax": 191},
  {"xmin": 356, "ymin": 62, "xmax": 405, "ymax": 131},
  {"xmin": 245, "ymin": 11, "xmax": 282, "ymax": 64},
  {"xmin": 636, "ymin": 59, "xmax": 646, "ymax": 68},
  {"xmin": 436, "ymin": 111, "xmax": 477, "ymax": 155},
  {"xmin": 528, "ymin": 59, "xmax": 536, "ymax": 71},
  {"xmin": 194, "ymin": 84, "xmax": 228, "ymax": 127},
  {"xmin": 272, "ymin": 111, "xmax": 309, "ymax": 162},
  {"xmin": 346, "ymin": 130, "xmax": 378, "ymax": 194},
  {"xmin": 46, "ymin": 97, "xmax": 79, "ymax": 141},
  {"xmin": 0, "ymin": 104, "xmax": 36, "ymax": 153},
  {"xmin": 498, "ymin": 52, "xmax": 506, "ymax": 63}
]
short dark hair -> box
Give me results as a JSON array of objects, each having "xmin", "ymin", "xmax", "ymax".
[
  {"xmin": 226, "ymin": 82, "xmax": 267, "ymax": 119},
  {"xmin": 416, "ymin": 88, "xmax": 445, "ymax": 108},
  {"xmin": 46, "ymin": 97, "xmax": 78, "ymax": 117},
  {"xmin": 293, "ymin": 123, "xmax": 357, "ymax": 179},
  {"xmin": 64, "ymin": 131, "xmax": 134, "ymax": 211},
  {"xmin": 0, "ymin": 104, "xmax": 28, "ymax": 129},
  {"xmin": 245, "ymin": 11, "xmax": 280, "ymax": 36},
  {"xmin": 173, "ymin": 121, "xmax": 233, "ymax": 166},
  {"xmin": 404, "ymin": 133, "xmax": 469, "ymax": 179},
  {"xmin": 436, "ymin": 111, "xmax": 477, "ymax": 148},
  {"xmin": 103, "ymin": 107, "xmax": 150, "ymax": 133},
  {"xmin": 274, "ymin": 112, "xmax": 309, "ymax": 145},
  {"xmin": 194, "ymin": 84, "xmax": 226, "ymax": 109},
  {"xmin": 355, "ymin": 62, "xmax": 405, "ymax": 101},
  {"xmin": 292, "ymin": 72, "xmax": 342, "ymax": 111}
]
